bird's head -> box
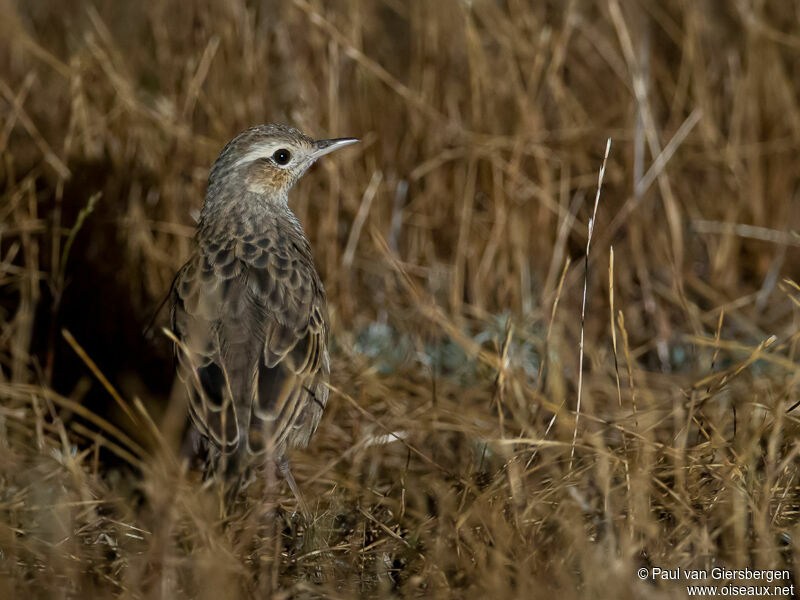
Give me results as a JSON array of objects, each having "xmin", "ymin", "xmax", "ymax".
[{"xmin": 207, "ymin": 123, "xmax": 358, "ymax": 203}]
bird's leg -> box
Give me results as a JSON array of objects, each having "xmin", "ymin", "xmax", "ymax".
[{"xmin": 276, "ymin": 456, "xmax": 310, "ymax": 520}]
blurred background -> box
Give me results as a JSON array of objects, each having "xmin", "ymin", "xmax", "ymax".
[{"xmin": 1, "ymin": 0, "xmax": 799, "ymax": 597}]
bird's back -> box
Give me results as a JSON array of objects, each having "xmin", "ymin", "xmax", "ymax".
[{"xmin": 171, "ymin": 207, "xmax": 329, "ymax": 470}]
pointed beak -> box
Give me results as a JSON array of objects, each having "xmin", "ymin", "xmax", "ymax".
[{"xmin": 310, "ymin": 137, "xmax": 359, "ymax": 160}]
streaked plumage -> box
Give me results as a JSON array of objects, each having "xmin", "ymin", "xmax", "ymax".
[{"xmin": 169, "ymin": 124, "xmax": 357, "ymax": 487}]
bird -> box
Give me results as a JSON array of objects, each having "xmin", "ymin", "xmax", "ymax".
[{"xmin": 168, "ymin": 123, "xmax": 358, "ymax": 508}]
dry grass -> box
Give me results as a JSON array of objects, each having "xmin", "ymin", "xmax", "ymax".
[{"xmin": 2, "ymin": 0, "xmax": 800, "ymax": 597}]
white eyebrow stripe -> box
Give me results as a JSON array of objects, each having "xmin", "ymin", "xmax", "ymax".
[{"xmin": 232, "ymin": 143, "xmax": 278, "ymax": 168}]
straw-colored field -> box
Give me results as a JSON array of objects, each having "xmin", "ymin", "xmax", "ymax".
[{"xmin": 2, "ymin": 1, "xmax": 800, "ymax": 597}]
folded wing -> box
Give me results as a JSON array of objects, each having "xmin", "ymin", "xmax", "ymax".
[{"xmin": 171, "ymin": 224, "xmax": 329, "ymax": 460}]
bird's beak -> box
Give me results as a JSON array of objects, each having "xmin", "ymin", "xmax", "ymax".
[{"xmin": 311, "ymin": 137, "xmax": 359, "ymax": 160}]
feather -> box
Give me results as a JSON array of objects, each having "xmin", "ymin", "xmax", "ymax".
[{"xmin": 170, "ymin": 214, "xmax": 329, "ymax": 465}]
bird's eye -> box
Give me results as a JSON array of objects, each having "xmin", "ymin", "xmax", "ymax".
[{"xmin": 272, "ymin": 149, "xmax": 291, "ymax": 165}]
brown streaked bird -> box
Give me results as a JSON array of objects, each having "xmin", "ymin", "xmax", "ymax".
[{"xmin": 169, "ymin": 123, "xmax": 358, "ymax": 507}]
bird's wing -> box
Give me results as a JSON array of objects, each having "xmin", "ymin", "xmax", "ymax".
[
  {"xmin": 237, "ymin": 229, "xmax": 330, "ymax": 453},
  {"xmin": 171, "ymin": 252, "xmax": 242, "ymax": 454},
  {"xmin": 171, "ymin": 227, "xmax": 329, "ymax": 457}
]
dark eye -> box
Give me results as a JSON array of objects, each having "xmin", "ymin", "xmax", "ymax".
[{"xmin": 272, "ymin": 149, "xmax": 291, "ymax": 165}]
